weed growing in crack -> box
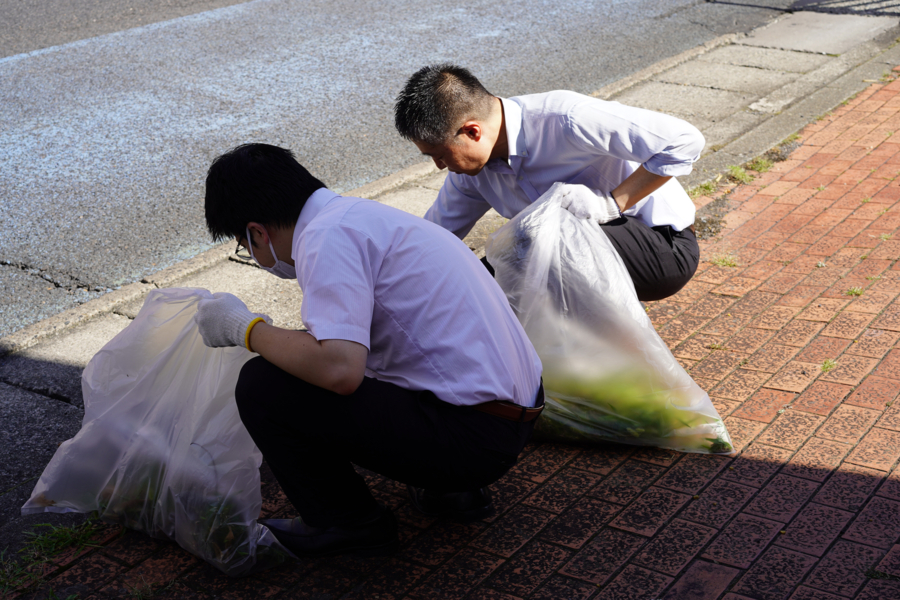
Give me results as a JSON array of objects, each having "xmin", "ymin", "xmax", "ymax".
[
  {"xmin": 728, "ymin": 165, "xmax": 753, "ymax": 184},
  {"xmin": 821, "ymin": 359, "xmax": 838, "ymax": 373},
  {"xmin": 688, "ymin": 181, "xmax": 717, "ymax": 199},
  {"xmin": 708, "ymin": 253, "xmax": 739, "ymax": 268},
  {"xmin": 747, "ymin": 157, "xmax": 773, "ymax": 173},
  {"xmin": 845, "ymin": 287, "xmax": 865, "ymax": 296}
]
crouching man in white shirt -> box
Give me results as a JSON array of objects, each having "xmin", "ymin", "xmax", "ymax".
[
  {"xmin": 194, "ymin": 143, "xmax": 543, "ymax": 558},
  {"xmin": 394, "ymin": 64, "xmax": 705, "ymax": 301}
]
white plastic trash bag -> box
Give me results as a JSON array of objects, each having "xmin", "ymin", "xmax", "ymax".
[
  {"xmin": 22, "ymin": 288, "xmax": 293, "ymax": 576},
  {"xmin": 486, "ymin": 183, "xmax": 733, "ymax": 454}
]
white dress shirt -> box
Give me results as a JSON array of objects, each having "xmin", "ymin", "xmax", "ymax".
[
  {"xmin": 290, "ymin": 188, "xmax": 543, "ymax": 408},
  {"xmin": 425, "ymin": 91, "xmax": 705, "ymax": 236}
]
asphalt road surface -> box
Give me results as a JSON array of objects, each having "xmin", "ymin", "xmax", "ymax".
[{"xmin": 0, "ymin": 0, "xmax": 809, "ymax": 337}]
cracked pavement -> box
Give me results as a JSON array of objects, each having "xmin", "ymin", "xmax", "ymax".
[{"xmin": 0, "ymin": 0, "xmax": 798, "ymax": 339}]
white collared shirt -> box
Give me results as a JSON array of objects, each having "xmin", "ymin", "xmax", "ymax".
[
  {"xmin": 290, "ymin": 188, "xmax": 542, "ymax": 407},
  {"xmin": 425, "ymin": 91, "xmax": 705, "ymax": 236}
]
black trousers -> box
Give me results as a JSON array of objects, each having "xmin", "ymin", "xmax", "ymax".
[
  {"xmin": 483, "ymin": 215, "xmax": 699, "ymax": 302},
  {"xmin": 235, "ymin": 356, "xmax": 538, "ymax": 528}
]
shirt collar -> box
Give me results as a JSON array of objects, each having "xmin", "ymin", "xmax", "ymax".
[
  {"xmin": 500, "ymin": 97, "xmax": 527, "ymax": 161},
  {"xmin": 291, "ymin": 187, "xmax": 340, "ymax": 254}
]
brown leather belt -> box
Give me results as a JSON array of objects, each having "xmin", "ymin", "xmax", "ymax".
[
  {"xmin": 473, "ymin": 401, "xmax": 543, "ymax": 422},
  {"xmin": 472, "ymin": 382, "xmax": 545, "ymax": 422}
]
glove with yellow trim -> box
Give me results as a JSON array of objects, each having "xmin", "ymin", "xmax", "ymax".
[{"xmin": 194, "ymin": 292, "xmax": 271, "ymax": 350}]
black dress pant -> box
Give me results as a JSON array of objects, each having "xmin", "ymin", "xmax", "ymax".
[
  {"xmin": 600, "ymin": 216, "xmax": 699, "ymax": 302},
  {"xmin": 482, "ymin": 215, "xmax": 699, "ymax": 302},
  {"xmin": 235, "ymin": 356, "xmax": 537, "ymax": 528}
]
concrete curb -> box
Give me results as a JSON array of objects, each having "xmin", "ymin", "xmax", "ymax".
[
  {"xmin": 0, "ymin": 162, "xmax": 439, "ymax": 358},
  {"xmin": 684, "ymin": 26, "xmax": 900, "ymax": 188},
  {"xmin": 3, "ymin": 23, "xmax": 899, "ymax": 357}
]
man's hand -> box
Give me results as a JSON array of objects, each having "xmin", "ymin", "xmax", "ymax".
[
  {"xmin": 194, "ymin": 292, "xmax": 271, "ymax": 349},
  {"xmin": 559, "ymin": 184, "xmax": 621, "ymax": 224}
]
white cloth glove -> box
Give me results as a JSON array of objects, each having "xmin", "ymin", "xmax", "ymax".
[
  {"xmin": 194, "ymin": 292, "xmax": 272, "ymax": 349},
  {"xmin": 558, "ymin": 184, "xmax": 622, "ymax": 224}
]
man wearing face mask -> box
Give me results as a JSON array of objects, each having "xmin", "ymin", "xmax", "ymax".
[{"xmin": 194, "ymin": 143, "xmax": 543, "ymax": 558}]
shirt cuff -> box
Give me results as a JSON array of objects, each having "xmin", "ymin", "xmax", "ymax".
[{"xmin": 306, "ymin": 323, "xmax": 371, "ymax": 349}]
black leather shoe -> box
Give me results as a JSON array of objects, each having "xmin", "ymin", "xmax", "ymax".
[
  {"xmin": 407, "ymin": 485, "xmax": 494, "ymax": 522},
  {"xmin": 260, "ymin": 506, "xmax": 399, "ymax": 558}
]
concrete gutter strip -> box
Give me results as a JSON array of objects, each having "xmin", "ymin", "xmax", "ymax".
[
  {"xmin": 0, "ymin": 162, "xmax": 442, "ymax": 358},
  {"xmin": 590, "ymin": 33, "xmax": 740, "ymax": 100},
  {"xmin": 4, "ymin": 19, "xmax": 900, "ymax": 357},
  {"xmin": 685, "ymin": 28, "xmax": 900, "ymax": 188}
]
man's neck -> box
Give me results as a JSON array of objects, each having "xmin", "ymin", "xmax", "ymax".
[{"xmin": 488, "ymin": 97, "xmax": 509, "ymax": 162}]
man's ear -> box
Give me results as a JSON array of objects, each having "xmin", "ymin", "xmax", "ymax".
[
  {"xmin": 246, "ymin": 222, "xmax": 268, "ymax": 248},
  {"xmin": 458, "ymin": 121, "xmax": 484, "ymax": 143}
]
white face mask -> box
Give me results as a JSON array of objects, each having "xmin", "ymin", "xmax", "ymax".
[{"xmin": 246, "ymin": 226, "xmax": 296, "ymax": 280}]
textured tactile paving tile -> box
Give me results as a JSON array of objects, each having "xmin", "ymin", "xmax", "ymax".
[
  {"xmin": 782, "ymin": 437, "xmax": 852, "ymax": 482},
  {"xmin": 721, "ymin": 443, "xmax": 792, "ymax": 488},
  {"xmin": 505, "ymin": 444, "xmax": 580, "ymax": 484},
  {"xmin": 589, "ymin": 459, "xmax": 666, "ymax": 505},
  {"xmin": 813, "ymin": 461, "xmax": 884, "ymax": 512},
  {"xmin": 661, "ymin": 561, "xmax": 740, "ymax": 600},
  {"xmin": 724, "ymin": 326, "xmax": 776, "ymax": 354},
  {"xmin": 485, "ymin": 540, "xmax": 572, "ymax": 598},
  {"xmin": 816, "ymin": 404, "xmax": 881, "ymax": 444},
  {"xmin": 742, "ymin": 474, "xmax": 819, "ymax": 523},
  {"xmin": 538, "ymin": 496, "xmax": 620, "ymax": 549},
  {"xmin": 842, "ymin": 496, "xmax": 900, "ymax": 549},
  {"xmin": 792, "ymin": 381, "xmax": 852, "ymax": 415},
  {"xmin": 729, "ymin": 546, "xmax": 818, "ymax": 600},
  {"xmin": 469, "ymin": 505, "xmax": 555, "ymax": 558},
  {"xmin": 679, "ymin": 478, "xmax": 758, "ymax": 528},
  {"xmin": 723, "ymin": 416, "xmax": 768, "ymax": 452},
  {"xmin": 877, "ymin": 403, "xmax": 900, "ymax": 432},
  {"xmin": 608, "ymin": 486, "xmax": 691, "ymax": 537},
  {"xmin": 630, "ymin": 519, "xmax": 718, "ymax": 576},
  {"xmin": 732, "ymin": 388, "xmax": 796, "ymax": 422},
  {"xmin": 818, "ymin": 354, "xmax": 879, "ymax": 385},
  {"xmin": 340, "ymin": 559, "xmax": 430, "ymax": 600},
  {"xmin": 795, "ymin": 336, "xmax": 851, "ymax": 363},
  {"xmin": 765, "ymin": 361, "xmax": 820, "ymax": 393},
  {"xmin": 845, "ymin": 427, "xmax": 900, "ymax": 471},
  {"xmin": 521, "ymin": 468, "xmax": 602, "ymax": 514},
  {"xmin": 845, "ymin": 328, "xmax": 900, "ymax": 358},
  {"xmin": 565, "ymin": 446, "xmax": 632, "ymax": 474},
  {"xmin": 653, "ymin": 453, "xmax": 731, "ymax": 495},
  {"xmin": 710, "ymin": 369, "xmax": 772, "ymax": 401},
  {"xmin": 846, "ymin": 375, "xmax": 900, "ymax": 410},
  {"xmin": 755, "ymin": 410, "xmax": 825, "ymax": 450},
  {"xmin": 774, "ymin": 502, "xmax": 854, "ymax": 556},
  {"xmin": 559, "ymin": 528, "xmax": 646, "ymax": 585},
  {"xmin": 527, "ymin": 575, "xmax": 596, "ymax": 599},
  {"xmin": 594, "ymin": 564, "xmax": 673, "ymax": 600},
  {"xmin": 857, "ymin": 579, "xmax": 900, "ymax": 599},
  {"xmin": 804, "ymin": 540, "xmax": 886, "ymax": 597},
  {"xmin": 400, "ymin": 521, "xmax": 487, "ymax": 567},
  {"xmin": 408, "ymin": 548, "xmax": 504, "ymax": 600},
  {"xmin": 701, "ymin": 512, "xmax": 782, "ymax": 569},
  {"xmin": 743, "ymin": 343, "xmax": 802, "ymax": 374}
]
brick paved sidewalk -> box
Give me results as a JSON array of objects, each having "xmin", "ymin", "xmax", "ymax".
[{"xmin": 13, "ymin": 77, "xmax": 900, "ymax": 600}]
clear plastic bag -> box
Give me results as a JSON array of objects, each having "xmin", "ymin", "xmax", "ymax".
[
  {"xmin": 487, "ymin": 183, "xmax": 733, "ymax": 454},
  {"xmin": 21, "ymin": 288, "xmax": 293, "ymax": 576}
]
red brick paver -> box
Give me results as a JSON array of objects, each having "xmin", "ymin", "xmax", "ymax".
[{"xmin": 19, "ymin": 73, "xmax": 900, "ymax": 600}]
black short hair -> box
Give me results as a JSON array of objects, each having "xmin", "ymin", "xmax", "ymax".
[
  {"xmin": 204, "ymin": 143, "xmax": 326, "ymax": 243},
  {"xmin": 394, "ymin": 64, "xmax": 495, "ymax": 145}
]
